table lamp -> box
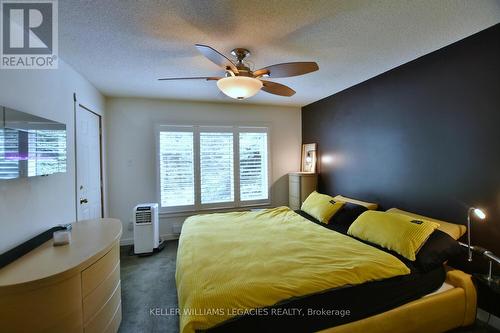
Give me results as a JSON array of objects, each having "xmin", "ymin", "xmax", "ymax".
[{"xmin": 467, "ymin": 207, "xmax": 486, "ymax": 262}]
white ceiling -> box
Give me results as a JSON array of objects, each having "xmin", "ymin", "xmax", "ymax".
[{"xmin": 59, "ymin": 0, "xmax": 500, "ymax": 107}]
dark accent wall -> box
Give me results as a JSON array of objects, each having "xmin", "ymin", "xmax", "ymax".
[{"xmin": 302, "ymin": 24, "xmax": 500, "ymax": 271}]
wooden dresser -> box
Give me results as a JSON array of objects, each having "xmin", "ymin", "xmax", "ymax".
[
  {"xmin": 289, "ymin": 172, "xmax": 318, "ymax": 210},
  {"xmin": 0, "ymin": 218, "xmax": 122, "ymax": 333}
]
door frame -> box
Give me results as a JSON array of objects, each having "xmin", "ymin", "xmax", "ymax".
[{"xmin": 74, "ymin": 94, "xmax": 104, "ymax": 221}]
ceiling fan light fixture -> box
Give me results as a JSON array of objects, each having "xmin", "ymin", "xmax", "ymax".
[{"xmin": 216, "ymin": 76, "xmax": 263, "ymax": 100}]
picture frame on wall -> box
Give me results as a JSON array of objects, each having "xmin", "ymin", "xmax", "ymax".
[{"xmin": 301, "ymin": 143, "xmax": 317, "ymax": 173}]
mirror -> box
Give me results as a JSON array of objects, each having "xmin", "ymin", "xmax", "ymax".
[{"xmin": 0, "ymin": 106, "xmax": 67, "ymax": 180}]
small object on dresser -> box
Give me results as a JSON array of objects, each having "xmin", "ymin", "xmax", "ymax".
[
  {"xmin": 53, "ymin": 230, "xmax": 71, "ymax": 246},
  {"xmin": 301, "ymin": 143, "xmax": 317, "ymax": 173}
]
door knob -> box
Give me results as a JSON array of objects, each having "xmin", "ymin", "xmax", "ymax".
[{"xmin": 80, "ymin": 198, "xmax": 88, "ymax": 204}]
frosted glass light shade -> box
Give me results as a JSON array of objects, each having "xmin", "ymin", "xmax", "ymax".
[
  {"xmin": 473, "ymin": 208, "xmax": 486, "ymax": 220},
  {"xmin": 217, "ymin": 76, "xmax": 263, "ymax": 99}
]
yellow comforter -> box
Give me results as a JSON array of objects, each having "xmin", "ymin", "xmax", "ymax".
[{"xmin": 176, "ymin": 207, "xmax": 410, "ymax": 333}]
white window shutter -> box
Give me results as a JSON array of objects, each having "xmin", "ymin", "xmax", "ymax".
[
  {"xmin": 200, "ymin": 132, "xmax": 234, "ymax": 204},
  {"xmin": 239, "ymin": 132, "xmax": 268, "ymax": 201},
  {"xmin": 159, "ymin": 131, "xmax": 195, "ymax": 207}
]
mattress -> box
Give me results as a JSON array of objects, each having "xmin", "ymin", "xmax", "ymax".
[{"xmin": 203, "ymin": 210, "xmax": 446, "ymax": 333}]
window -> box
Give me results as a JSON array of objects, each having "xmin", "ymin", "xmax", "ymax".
[
  {"xmin": 200, "ymin": 132, "xmax": 234, "ymax": 204},
  {"xmin": 239, "ymin": 131, "xmax": 268, "ymax": 201},
  {"xmin": 158, "ymin": 130, "xmax": 194, "ymax": 208},
  {"xmin": 157, "ymin": 125, "xmax": 270, "ymax": 212}
]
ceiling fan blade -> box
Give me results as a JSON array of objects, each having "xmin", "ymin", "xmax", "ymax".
[
  {"xmin": 254, "ymin": 62, "xmax": 318, "ymax": 78},
  {"xmin": 195, "ymin": 44, "xmax": 239, "ymax": 74},
  {"xmin": 261, "ymin": 80, "xmax": 296, "ymax": 97},
  {"xmin": 158, "ymin": 76, "xmax": 221, "ymax": 81}
]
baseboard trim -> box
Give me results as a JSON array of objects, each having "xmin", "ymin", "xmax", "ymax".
[{"xmin": 120, "ymin": 233, "xmax": 179, "ymax": 246}]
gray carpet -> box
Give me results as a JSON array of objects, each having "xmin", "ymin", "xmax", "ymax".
[
  {"xmin": 118, "ymin": 241, "xmax": 498, "ymax": 333},
  {"xmin": 119, "ymin": 241, "xmax": 179, "ymax": 333}
]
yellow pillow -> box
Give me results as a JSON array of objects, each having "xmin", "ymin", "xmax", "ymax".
[
  {"xmin": 333, "ymin": 195, "xmax": 378, "ymax": 210},
  {"xmin": 301, "ymin": 191, "xmax": 345, "ymax": 224},
  {"xmin": 386, "ymin": 208, "xmax": 466, "ymax": 240},
  {"xmin": 347, "ymin": 211, "xmax": 439, "ymax": 261}
]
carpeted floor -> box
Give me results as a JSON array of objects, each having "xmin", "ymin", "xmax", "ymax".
[
  {"xmin": 119, "ymin": 241, "xmax": 179, "ymax": 333},
  {"xmin": 118, "ymin": 240, "xmax": 499, "ymax": 333}
]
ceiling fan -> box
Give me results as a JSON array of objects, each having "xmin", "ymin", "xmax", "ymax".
[{"xmin": 158, "ymin": 44, "xmax": 319, "ymax": 100}]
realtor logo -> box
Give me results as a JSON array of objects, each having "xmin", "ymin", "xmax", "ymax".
[{"xmin": 1, "ymin": 0, "xmax": 58, "ymax": 69}]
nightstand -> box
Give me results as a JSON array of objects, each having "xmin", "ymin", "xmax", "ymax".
[
  {"xmin": 288, "ymin": 172, "xmax": 318, "ymax": 210},
  {"xmin": 473, "ymin": 273, "xmax": 500, "ymax": 318}
]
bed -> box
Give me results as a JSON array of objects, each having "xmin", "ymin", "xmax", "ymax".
[{"xmin": 175, "ymin": 204, "xmax": 476, "ymax": 333}]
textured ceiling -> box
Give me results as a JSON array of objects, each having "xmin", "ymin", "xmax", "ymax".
[{"xmin": 59, "ymin": 0, "xmax": 500, "ymax": 107}]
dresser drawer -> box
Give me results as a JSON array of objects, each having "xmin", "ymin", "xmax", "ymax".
[
  {"xmin": 289, "ymin": 195, "xmax": 301, "ymax": 210},
  {"xmin": 289, "ymin": 173, "xmax": 317, "ymax": 210},
  {"xmin": 82, "ymin": 244, "xmax": 119, "ymax": 297},
  {"xmin": 289, "ymin": 174, "xmax": 300, "ymax": 184},
  {"xmin": 104, "ymin": 302, "xmax": 122, "ymax": 333},
  {"xmin": 0, "ymin": 274, "xmax": 83, "ymax": 333},
  {"xmin": 289, "ymin": 182, "xmax": 300, "ymax": 198},
  {"xmin": 83, "ymin": 260, "xmax": 120, "ymax": 324},
  {"xmin": 84, "ymin": 280, "xmax": 121, "ymax": 333}
]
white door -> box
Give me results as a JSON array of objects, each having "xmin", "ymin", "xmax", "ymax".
[{"xmin": 76, "ymin": 106, "xmax": 102, "ymax": 220}]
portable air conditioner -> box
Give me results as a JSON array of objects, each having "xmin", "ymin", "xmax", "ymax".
[{"xmin": 133, "ymin": 203, "xmax": 160, "ymax": 254}]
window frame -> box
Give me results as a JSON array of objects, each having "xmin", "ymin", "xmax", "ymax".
[{"xmin": 155, "ymin": 123, "xmax": 271, "ymax": 214}]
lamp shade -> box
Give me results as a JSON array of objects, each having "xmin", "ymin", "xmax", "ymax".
[
  {"xmin": 217, "ymin": 76, "xmax": 263, "ymax": 99},
  {"xmin": 473, "ymin": 208, "xmax": 486, "ymax": 220}
]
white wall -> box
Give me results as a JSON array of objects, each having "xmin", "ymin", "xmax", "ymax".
[
  {"xmin": 105, "ymin": 97, "xmax": 301, "ymax": 243},
  {"xmin": 0, "ymin": 60, "xmax": 106, "ymax": 253}
]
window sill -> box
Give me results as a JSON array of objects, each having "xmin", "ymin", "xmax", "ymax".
[{"xmin": 159, "ymin": 202, "xmax": 272, "ymax": 218}]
